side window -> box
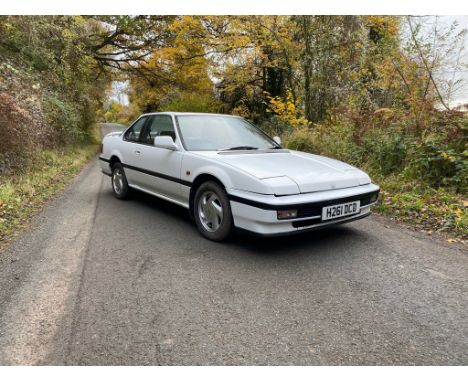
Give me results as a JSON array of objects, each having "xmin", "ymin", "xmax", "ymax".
[
  {"xmin": 124, "ymin": 117, "xmax": 147, "ymax": 142},
  {"xmin": 141, "ymin": 115, "xmax": 176, "ymax": 145}
]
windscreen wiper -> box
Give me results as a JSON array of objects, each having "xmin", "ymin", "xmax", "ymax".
[{"xmin": 220, "ymin": 146, "xmax": 258, "ymax": 151}]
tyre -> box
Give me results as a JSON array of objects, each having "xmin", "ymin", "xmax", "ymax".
[
  {"xmin": 111, "ymin": 162, "xmax": 130, "ymax": 200},
  {"xmin": 194, "ymin": 181, "xmax": 233, "ymax": 241}
]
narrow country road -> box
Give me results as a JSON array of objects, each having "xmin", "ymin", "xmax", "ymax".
[
  {"xmin": 0, "ymin": 124, "xmax": 466, "ymax": 365},
  {"xmin": 98, "ymin": 122, "xmax": 125, "ymax": 137}
]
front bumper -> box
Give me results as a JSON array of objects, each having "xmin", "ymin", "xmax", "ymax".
[{"xmin": 228, "ymin": 183, "xmax": 379, "ymax": 236}]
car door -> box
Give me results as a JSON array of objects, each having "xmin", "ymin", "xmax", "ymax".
[
  {"xmin": 120, "ymin": 116, "xmax": 148, "ymax": 185},
  {"xmin": 137, "ymin": 115, "xmax": 184, "ymax": 202}
]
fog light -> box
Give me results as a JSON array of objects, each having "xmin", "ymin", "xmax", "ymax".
[
  {"xmin": 370, "ymin": 193, "xmax": 379, "ymax": 203},
  {"xmin": 277, "ymin": 209, "xmax": 297, "ymax": 220}
]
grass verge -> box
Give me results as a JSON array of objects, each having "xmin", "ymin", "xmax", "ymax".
[
  {"xmin": 0, "ymin": 144, "xmax": 98, "ymax": 248},
  {"xmin": 281, "ymin": 124, "xmax": 467, "ymax": 245},
  {"xmin": 370, "ymin": 172, "xmax": 467, "ymax": 244}
]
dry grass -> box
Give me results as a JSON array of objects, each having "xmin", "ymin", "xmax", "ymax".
[{"xmin": 0, "ymin": 144, "xmax": 98, "ymax": 247}]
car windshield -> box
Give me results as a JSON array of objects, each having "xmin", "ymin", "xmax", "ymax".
[{"xmin": 176, "ymin": 115, "xmax": 278, "ymax": 151}]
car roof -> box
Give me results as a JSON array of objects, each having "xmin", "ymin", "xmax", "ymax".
[{"xmin": 140, "ymin": 112, "xmax": 241, "ymax": 118}]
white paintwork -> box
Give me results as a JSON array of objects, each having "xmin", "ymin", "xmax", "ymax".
[
  {"xmin": 100, "ymin": 112, "xmax": 380, "ymax": 236},
  {"xmin": 191, "ymin": 150, "xmax": 371, "ymax": 193},
  {"xmin": 154, "ymin": 135, "xmax": 178, "ymax": 151},
  {"xmin": 135, "ymin": 141, "xmax": 184, "ymax": 201}
]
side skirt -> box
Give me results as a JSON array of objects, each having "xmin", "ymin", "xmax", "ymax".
[{"xmin": 128, "ymin": 183, "xmax": 190, "ymax": 209}]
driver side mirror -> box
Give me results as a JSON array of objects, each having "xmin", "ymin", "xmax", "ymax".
[
  {"xmin": 273, "ymin": 136, "xmax": 282, "ymax": 145},
  {"xmin": 154, "ymin": 135, "xmax": 178, "ymax": 151}
]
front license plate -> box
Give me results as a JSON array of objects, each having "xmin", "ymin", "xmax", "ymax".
[{"xmin": 322, "ymin": 201, "xmax": 360, "ymax": 221}]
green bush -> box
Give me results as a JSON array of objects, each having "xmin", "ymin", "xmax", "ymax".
[
  {"xmin": 281, "ymin": 111, "xmax": 467, "ymax": 194},
  {"xmin": 411, "ymin": 138, "xmax": 468, "ymax": 192},
  {"xmin": 44, "ymin": 94, "xmax": 85, "ymax": 143},
  {"xmin": 0, "ymin": 16, "xmax": 110, "ymax": 174},
  {"xmin": 260, "ymin": 115, "xmax": 294, "ymax": 137},
  {"xmin": 284, "ymin": 122, "xmax": 364, "ymax": 167},
  {"xmin": 362, "ymin": 128, "xmax": 409, "ymax": 175},
  {"xmin": 162, "ymin": 92, "xmax": 222, "ymax": 113}
]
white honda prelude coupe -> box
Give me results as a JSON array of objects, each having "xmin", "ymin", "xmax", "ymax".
[{"xmin": 99, "ymin": 112, "xmax": 379, "ymax": 241}]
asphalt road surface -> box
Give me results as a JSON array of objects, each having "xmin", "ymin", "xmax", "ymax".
[{"xmin": 0, "ymin": 124, "xmax": 466, "ymax": 365}]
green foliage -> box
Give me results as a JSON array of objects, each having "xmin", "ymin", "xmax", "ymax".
[
  {"xmin": 162, "ymin": 92, "xmax": 222, "ymax": 113},
  {"xmin": 282, "ymin": 111, "xmax": 467, "ymax": 239},
  {"xmin": 284, "ymin": 111, "xmax": 467, "ymax": 193},
  {"xmin": 411, "ymin": 138, "xmax": 468, "ymax": 191},
  {"xmin": 260, "ymin": 115, "xmax": 294, "ymax": 137},
  {"xmin": 0, "ymin": 16, "xmax": 110, "ymax": 173},
  {"xmin": 362, "ymin": 128, "xmax": 409, "ymax": 175},
  {"xmin": 44, "ymin": 94, "xmax": 85, "ymax": 143},
  {"xmin": 284, "ymin": 122, "xmax": 365, "ymax": 167},
  {"xmin": 99, "ymin": 100, "xmax": 134, "ymax": 125}
]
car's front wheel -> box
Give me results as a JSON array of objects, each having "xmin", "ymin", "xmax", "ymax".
[
  {"xmin": 194, "ymin": 181, "xmax": 233, "ymax": 241},
  {"xmin": 111, "ymin": 162, "xmax": 130, "ymax": 200}
]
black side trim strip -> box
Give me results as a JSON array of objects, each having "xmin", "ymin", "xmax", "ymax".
[
  {"xmin": 99, "ymin": 156, "xmax": 191, "ymax": 187},
  {"xmin": 228, "ymin": 194, "xmax": 278, "ymax": 210},
  {"xmin": 228, "ymin": 190, "xmax": 379, "ymax": 211},
  {"xmin": 122, "ymin": 163, "xmax": 192, "ymax": 187}
]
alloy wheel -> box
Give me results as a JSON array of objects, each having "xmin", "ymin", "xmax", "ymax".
[
  {"xmin": 198, "ymin": 191, "xmax": 224, "ymax": 232},
  {"xmin": 113, "ymin": 168, "xmax": 124, "ymax": 195}
]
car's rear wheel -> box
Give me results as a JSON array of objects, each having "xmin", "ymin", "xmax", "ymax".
[
  {"xmin": 194, "ymin": 181, "xmax": 233, "ymax": 241},
  {"xmin": 111, "ymin": 162, "xmax": 130, "ymax": 200}
]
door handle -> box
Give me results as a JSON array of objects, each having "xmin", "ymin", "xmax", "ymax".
[{"xmin": 134, "ymin": 150, "xmax": 141, "ymax": 155}]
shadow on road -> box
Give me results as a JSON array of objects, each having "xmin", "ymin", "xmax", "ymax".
[
  {"xmin": 115, "ymin": 186, "xmax": 369, "ymax": 259},
  {"xmin": 231, "ymin": 225, "xmax": 365, "ymax": 255},
  {"xmin": 126, "ymin": 187, "xmax": 193, "ymax": 225}
]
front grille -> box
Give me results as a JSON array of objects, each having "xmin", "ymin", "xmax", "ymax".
[
  {"xmin": 293, "ymin": 190, "xmax": 379, "ymax": 219},
  {"xmin": 296, "ymin": 206, "xmax": 322, "ymax": 218},
  {"xmin": 360, "ymin": 195, "xmax": 373, "ymax": 207}
]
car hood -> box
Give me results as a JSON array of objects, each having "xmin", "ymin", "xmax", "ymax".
[{"xmin": 194, "ymin": 150, "xmax": 371, "ymax": 193}]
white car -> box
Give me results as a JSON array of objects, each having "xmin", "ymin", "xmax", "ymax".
[{"xmin": 99, "ymin": 112, "xmax": 379, "ymax": 241}]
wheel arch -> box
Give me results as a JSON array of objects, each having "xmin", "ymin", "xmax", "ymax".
[
  {"xmin": 189, "ymin": 173, "xmax": 227, "ymax": 218},
  {"xmin": 109, "ymin": 152, "xmax": 123, "ymax": 170}
]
